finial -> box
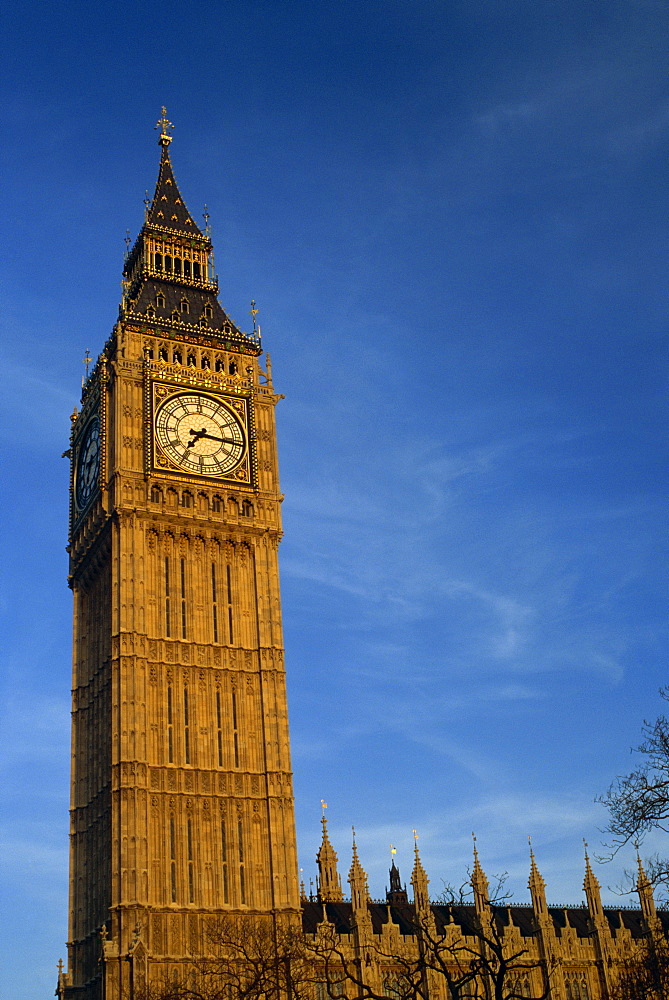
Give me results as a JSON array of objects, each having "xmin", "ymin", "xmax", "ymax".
[
  {"xmin": 124, "ymin": 229, "xmax": 131, "ymax": 260},
  {"xmin": 82, "ymin": 349, "xmax": 92, "ymax": 387},
  {"xmin": 352, "ymin": 825, "xmax": 357, "ymax": 848},
  {"xmin": 203, "ymin": 205, "xmax": 211, "ymax": 237},
  {"xmin": 250, "ymin": 300, "xmax": 259, "ymax": 334},
  {"xmin": 57, "ymin": 959, "xmax": 64, "ymax": 975},
  {"xmin": 321, "ymin": 799, "xmax": 328, "ymax": 815},
  {"xmin": 390, "ymin": 844, "xmax": 397, "ymax": 858},
  {"xmin": 155, "ymin": 106, "xmax": 173, "ymax": 147}
]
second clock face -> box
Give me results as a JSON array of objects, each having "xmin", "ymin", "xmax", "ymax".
[
  {"xmin": 155, "ymin": 392, "xmax": 246, "ymax": 476},
  {"xmin": 75, "ymin": 415, "xmax": 100, "ymax": 510}
]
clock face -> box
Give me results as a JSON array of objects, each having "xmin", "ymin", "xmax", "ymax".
[
  {"xmin": 155, "ymin": 392, "xmax": 247, "ymax": 476},
  {"xmin": 75, "ymin": 416, "xmax": 100, "ymax": 510}
]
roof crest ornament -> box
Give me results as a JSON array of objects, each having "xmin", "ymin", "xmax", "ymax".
[{"xmin": 155, "ymin": 107, "xmax": 174, "ymax": 147}]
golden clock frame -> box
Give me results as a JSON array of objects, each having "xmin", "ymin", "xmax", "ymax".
[{"xmin": 144, "ymin": 363, "xmax": 257, "ymax": 488}]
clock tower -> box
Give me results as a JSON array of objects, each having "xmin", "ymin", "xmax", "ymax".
[{"xmin": 61, "ymin": 111, "xmax": 299, "ymax": 1000}]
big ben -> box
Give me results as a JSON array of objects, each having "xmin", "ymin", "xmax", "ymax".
[{"xmin": 60, "ymin": 111, "xmax": 300, "ymax": 1000}]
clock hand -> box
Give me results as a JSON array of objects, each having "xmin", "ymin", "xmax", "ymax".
[{"xmin": 194, "ymin": 432, "xmax": 241, "ymax": 446}]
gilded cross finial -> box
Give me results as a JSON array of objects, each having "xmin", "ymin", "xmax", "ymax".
[{"xmin": 155, "ymin": 107, "xmax": 173, "ymax": 146}]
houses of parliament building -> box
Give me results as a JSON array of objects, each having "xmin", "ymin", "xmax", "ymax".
[{"xmin": 57, "ymin": 113, "xmax": 666, "ymax": 1000}]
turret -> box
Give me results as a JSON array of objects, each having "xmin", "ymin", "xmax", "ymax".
[
  {"xmin": 528, "ymin": 841, "xmax": 548, "ymax": 921},
  {"xmin": 471, "ymin": 835, "xmax": 489, "ymax": 916},
  {"xmin": 316, "ymin": 806, "xmax": 343, "ymax": 902},
  {"xmin": 410, "ymin": 833, "xmax": 430, "ymax": 913},
  {"xmin": 348, "ymin": 830, "xmax": 370, "ymax": 913},
  {"xmin": 583, "ymin": 843, "xmax": 604, "ymax": 921},
  {"xmin": 636, "ymin": 853, "xmax": 658, "ymax": 927},
  {"xmin": 386, "ymin": 855, "xmax": 408, "ymax": 905}
]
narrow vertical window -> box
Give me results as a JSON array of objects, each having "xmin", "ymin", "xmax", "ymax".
[
  {"xmin": 183, "ymin": 687, "xmax": 191, "ymax": 765},
  {"xmin": 232, "ymin": 690, "xmax": 239, "ymax": 768},
  {"xmin": 167, "ymin": 685, "xmax": 174, "ymax": 764},
  {"xmin": 170, "ymin": 817, "xmax": 177, "ymax": 902},
  {"xmin": 187, "ymin": 818, "xmax": 195, "ymax": 903},
  {"xmin": 180, "ymin": 557, "xmax": 187, "ymax": 639},
  {"xmin": 215, "ymin": 689, "xmax": 223, "ymax": 767},
  {"xmin": 212, "ymin": 563, "xmax": 219, "ymax": 643},
  {"xmin": 221, "ymin": 820, "xmax": 229, "ymax": 904},
  {"xmin": 226, "ymin": 564, "xmax": 234, "ymax": 644},
  {"xmin": 165, "ymin": 557, "xmax": 171, "ymax": 637},
  {"xmin": 238, "ymin": 819, "xmax": 246, "ymax": 904}
]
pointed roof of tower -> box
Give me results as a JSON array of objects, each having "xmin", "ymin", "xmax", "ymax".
[{"xmin": 147, "ymin": 139, "xmax": 203, "ymax": 237}]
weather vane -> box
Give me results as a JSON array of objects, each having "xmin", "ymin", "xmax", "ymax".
[
  {"xmin": 155, "ymin": 106, "xmax": 173, "ymax": 146},
  {"xmin": 321, "ymin": 799, "xmax": 328, "ymax": 815},
  {"xmin": 390, "ymin": 844, "xmax": 397, "ymax": 859},
  {"xmin": 83, "ymin": 349, "xmax": 92, "ymax": 380}
]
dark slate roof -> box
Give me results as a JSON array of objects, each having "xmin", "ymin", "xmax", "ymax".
[
  {"xmin": 302, "ymin": 901, "xmax": 353, "ymax": 934},
  {"xmin": 147, "ymin": 146, "xmax": 203, "ymax": 236},
  {"xmin": 128, "ymin": 278, "xmax": 228, "ymax": 328},
  {"xmin": 302, "ymin": 899, "xmax": 668, "ymax": 942}
]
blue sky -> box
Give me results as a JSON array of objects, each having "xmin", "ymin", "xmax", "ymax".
[{"xmin": 1, "ymin": 1, "xmax": 667, "ymax": 997}]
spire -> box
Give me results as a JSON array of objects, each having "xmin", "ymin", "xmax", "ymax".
[
  {"xmin": 119, "ymin": 111, "xmax": 260, "ymax": 352},
  {"xmin": 583, "ymin": 842, "xmax": 603, "ymax": 920},
  {"xmin": 471, "ymin": 834, "xmax": 489, "ymax": 915},
  {"xmin": 348, "ymin": 829, "xmax": 370, "ymax": 911},
  {"xmin": 636, "ymin": 852, "xmax": 657, "ymax": 925},
  {"xmin": 316, "ymin": 803, "xmax": 343, "ymax": 902},
  {"xmin": 527, "ymin": 839, "xmax": 548, "ymax": 919},
  {"xmin": 146, "ymin": 113, "xmax": 203, "ymax": 236},
  {"xmin": 410, "ymin": 831, "xmax": 430, "ymax": 912}
]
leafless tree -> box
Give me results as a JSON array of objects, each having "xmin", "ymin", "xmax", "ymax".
[
  {"xmin": 310, "ymin": 876, "xmax": 551, "ymax": 1000},
  {"xmin": 598, "ymin": 688, "xmax": 669, "ymax": 896},
  {"xmin": 134, "ymin": 914, "xmax": 313, "ymax": 1000},
  {"xmin": 609, "ymin": 932, "xmax": 669, "ymax": 1000}
]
